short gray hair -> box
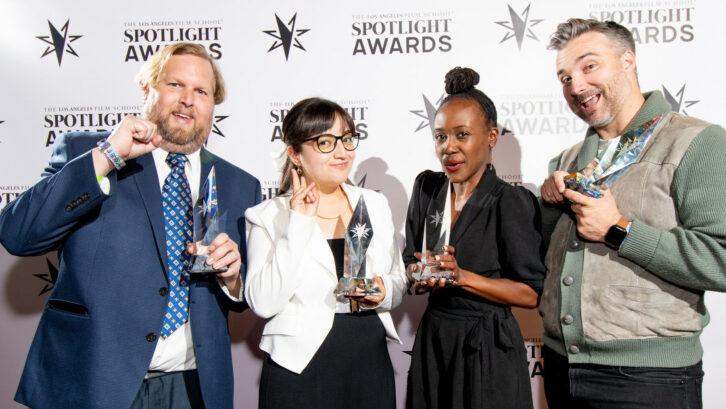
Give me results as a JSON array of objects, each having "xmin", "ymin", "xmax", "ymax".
[{"xmin": 548, "ymin": 18, "xmax": 635, "ymax": 55}]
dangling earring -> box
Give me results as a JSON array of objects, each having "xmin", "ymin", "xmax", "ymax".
[
  {"xmin": 296, "ymin": 165, "xmax": 302, "ymax": 175},
  {"xmin": 488, "ymin": 146, "xmax": 494, "ymax": 171}
]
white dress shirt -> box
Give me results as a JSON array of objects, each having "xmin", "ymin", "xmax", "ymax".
[{"xmin": 148, "ymin": 147, "xmax": 202, "ymax": 372}]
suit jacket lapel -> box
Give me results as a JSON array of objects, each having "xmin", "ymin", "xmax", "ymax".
[
  {"xmin": 449, "ymin": 169, "xmax": 499, "ymax": 246},
  {"xmin": 341, "ymin": 183, "xmax": 362, "ymax": 218},
  {"xmin": 132, "ymin": 153, "xmax": 169, "ymax": 277},
  {"xmin": 310, "ymin": 227, "xmax": 337, "ymax": 279},
  {"xmin": 274, "ymin": 194, "xmax": 337, "ymax": 279},
  {"xmin": 576, "ymin": 131, "xmax": 600, "ymax": 171}
]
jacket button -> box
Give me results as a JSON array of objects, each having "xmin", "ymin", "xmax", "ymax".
[
  {"xmin": 146, "ymin": 333, "xmax": 157, "ymax": 342},
  {"xmin": 562, "ymin": 314, "xmax": 574, "ymax": 325},
  {"xmin": 569, "ymin": 345, "xmax": 580, "ymax": 354},
  {"xmin": 563, "ymin": 276, "xmax": 574, "ymax": 286},
  {"xmin": 569, "ymin": 240, "xmax": 581, "ymax": 250},
  {"xmin": 159, "ymin": 287, "xmax": 168, "ymax": 296},
  {"xmin": 65, "ymin": 205, "xmax": 73, "ymax": 212}
]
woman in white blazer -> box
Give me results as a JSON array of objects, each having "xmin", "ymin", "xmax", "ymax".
[{"xmin": 244, "ymin": 97, "xmax": 408, "ymax": 409}]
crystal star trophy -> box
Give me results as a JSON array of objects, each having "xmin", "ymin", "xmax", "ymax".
[
  {"xmin": 190, "ymin": 166, "xmax": 228, "ymax": 274},
  {"xmin": 412, "ymin": 181, "xmax": 452, "ymax": 283},
  {"xmin": 335, "ymin": 196, "xmax": 382, "ymax": 301},
  {"xmin": 563, "ymin": 115, "xmax": 663, "ymax": 199}
]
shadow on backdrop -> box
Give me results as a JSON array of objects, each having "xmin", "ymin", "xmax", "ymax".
[
  {"xmin": 3, "ymin": 251, "xmax": 55, "ymax": 315},
  {"xmin": 229, "ymin": 309, "xmax": 266, "ymax": 359},
  {"xmin": 353, "ymin": 156, "xmax": 429, "ymax": 339},
  {"xmin": 493, "ymin": 127, "xmax": 538, "ymax": 193}
]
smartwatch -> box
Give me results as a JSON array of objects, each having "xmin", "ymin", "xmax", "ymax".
[{"xmin": 605, "ymin": 217, "xmax": 630, "ymax": 249}]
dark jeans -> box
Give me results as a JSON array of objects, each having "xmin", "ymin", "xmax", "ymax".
[{"xmin": 543, "ymin": 345, "xmax": 703, "ymax": 409}]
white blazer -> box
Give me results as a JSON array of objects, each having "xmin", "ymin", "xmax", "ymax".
[{"xmin": 244, "ymin": 184, "xmax": 407, "ymax": 374}]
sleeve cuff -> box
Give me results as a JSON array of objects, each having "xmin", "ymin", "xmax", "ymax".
[
  {"xmin": 376, "ymin": 275, "xmax": 394, "ymax": 310},
  {"xmin": 217, "ymin": 277, "xmax": 244, "ymax": 302},
  {"xmin": 618, "ymin": 219, "xmax": 661, "ymax": 269},
  {"xmin": 97, "ymin": 175, "xmax": 111, "ymax": 195}
]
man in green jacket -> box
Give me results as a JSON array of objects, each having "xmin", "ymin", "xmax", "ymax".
[{"xmin": 539, "ymin": 18, "xmax": 726, "ymax": 408}]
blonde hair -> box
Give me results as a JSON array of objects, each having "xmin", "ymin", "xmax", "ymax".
[{"xmin": 135, "ymin": 42, "xmax": 226, "ymax": 104}]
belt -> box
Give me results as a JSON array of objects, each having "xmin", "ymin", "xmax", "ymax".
[
  {"xmin": 145, "ymin": 369, "xmax": 195, "ymax": 380},
  {"xmin": 428, "ymin": 307, "xmax": 514, "ymax": 352}
]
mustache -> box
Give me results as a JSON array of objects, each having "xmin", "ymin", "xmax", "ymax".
[{"xmin": 574, "ymin": 89, "xmax": 602, "ymax": 104}]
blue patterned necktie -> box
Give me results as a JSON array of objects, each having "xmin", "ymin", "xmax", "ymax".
[{"xmin": 161, "ymin": 153, "xmax": 192, "ymax": 338}]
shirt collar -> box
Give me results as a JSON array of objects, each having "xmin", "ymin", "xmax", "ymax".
[
  {"xmin": 152, "ymin": 147, "xmax": 202, "ymax": 172},
  {"xmin": 578, "ymin": 91, "xmax": 672, "ymax": 170}
]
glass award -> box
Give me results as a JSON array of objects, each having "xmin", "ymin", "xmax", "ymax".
[
  {"xmin": 412, "ymin": 181, "xmax": 452, "ymax": 282},
  {"xmin": 190, "ymin": 166, "xmax": 228, "ymax": 274},
  {"xmin": 335, "ymin": 195, "xmax": 382, "ymax": 299},
  {"xmin": 563, "ymin": 114, "xmax": 663, "ymax": 199}
]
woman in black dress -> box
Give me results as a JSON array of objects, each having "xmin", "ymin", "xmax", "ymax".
[{"xmin": 405, "ymin": 67, "xmax": 546, "ymax": 409}]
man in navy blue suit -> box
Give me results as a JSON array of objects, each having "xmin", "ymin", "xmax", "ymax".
[{"xmin": 0, "ymin": 42, "xmax": 261, "ymax": 409}]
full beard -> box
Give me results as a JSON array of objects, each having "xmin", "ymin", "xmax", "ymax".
[
  {"xmin": 147, "ymin": 107, "xmax": 209, "ymax": 154},
  {"xmin": 156, "ymin": 118, "xmax": 208, "ymax": 154}
]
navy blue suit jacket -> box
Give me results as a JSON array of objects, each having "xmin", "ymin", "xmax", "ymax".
[{"xmin": 0, "ymin": 132, "xmax": 261, "ymax": 409}]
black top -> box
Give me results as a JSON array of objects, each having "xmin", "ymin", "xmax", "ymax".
[
  {"xmin": 402, "ymin": 168, "xmax": 546, "ymax": 313},
  {"xmin": 327, "ymin": 238, "xmax": 345, "ymax": 280}
]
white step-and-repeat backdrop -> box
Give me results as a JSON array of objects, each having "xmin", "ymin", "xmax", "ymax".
[{"xmin": 1, "ymin": 0, "xmax": 724, "ymax": 408}]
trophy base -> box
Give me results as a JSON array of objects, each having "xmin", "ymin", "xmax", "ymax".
[
  {"xmin": 189, "ymin": 255, "xmax": 229, "ymax": 276},
  {"xmin": 412, "ymin": 261, "xmax": 452, "ymax": 282},
  {"xmin": 335, "ymin": 277, "xmax": 382, "ymax": 297}
]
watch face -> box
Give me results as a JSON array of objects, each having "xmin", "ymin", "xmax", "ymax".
[{"xmin": 605, "ymin": 225, "xmax": 628, "ymax": 248}]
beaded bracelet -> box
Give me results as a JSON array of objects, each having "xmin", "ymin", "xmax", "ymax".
[{"xmin": 97, "ymin": 139, "xmax": 126, "ymax": 170}]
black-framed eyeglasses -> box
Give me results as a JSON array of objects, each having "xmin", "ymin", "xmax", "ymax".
[{"xmin": 301, "ymin": 131, "xmax": 360, "ymax": 153}]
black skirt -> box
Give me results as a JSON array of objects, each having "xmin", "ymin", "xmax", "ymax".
[
  {"xmin": 406, "ymin": 302, "xmax": 533, "ymax": 409},
  {"xmin": 259, "ymin": 311, "xmax": 396, "ymax": 409}
]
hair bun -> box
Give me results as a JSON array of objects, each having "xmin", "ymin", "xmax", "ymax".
[{"xmin": 444, "ymin": 67, "xmax": 480, "ymax": 94}]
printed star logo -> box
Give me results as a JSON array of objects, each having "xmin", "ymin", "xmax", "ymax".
[
  {"xmin": 36, "ymin": 19, "xmax": 83, "ymax": 66},
  {"xmin": 494, "ymin": 3, "xmax": 543, "ymax": 51},
  {"xmin": 34, "ymin": 258, "xmax": 58, "ymax": 296},
  {"xmin": 351, "ymin": 222, "xmax": 371, "ymax": 240},
  {"xmin": 263, "ymin": 13, "xmax": 310, "ymax": 60},
  {"xmin": 410, "ymin": 94, "xmax": 445, "ymax": 133},
  {"xmin": 429, "ymin": 210, "xmax": 444, "ymax": 228},
  {"xmin": 662, "ymin": 84, "xmax": 699, "ymax": 116},
  {"xmin": 211, "ymin": 115, "xmax": 228, "ymax": 138}
]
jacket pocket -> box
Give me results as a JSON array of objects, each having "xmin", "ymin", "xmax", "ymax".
[{"xmin": 47, "ymin": 299, "xmax": 89, "ymax": 317}]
